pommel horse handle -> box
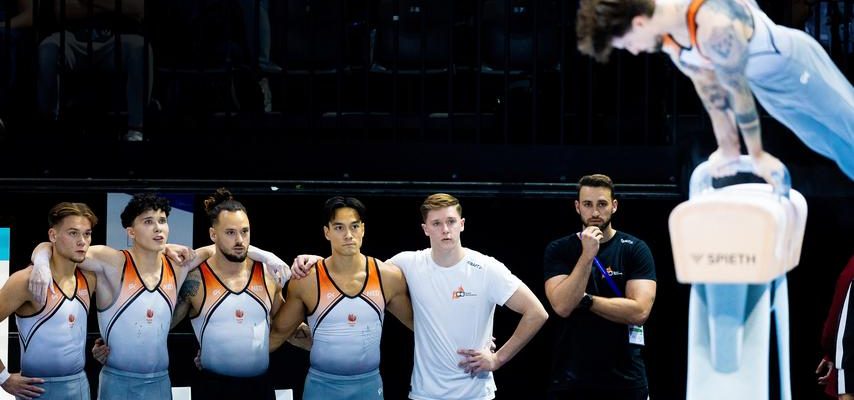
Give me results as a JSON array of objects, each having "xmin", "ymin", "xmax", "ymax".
[{"xmin": 689, "ymin": 155, "xmax": 791, "ymax": 198}]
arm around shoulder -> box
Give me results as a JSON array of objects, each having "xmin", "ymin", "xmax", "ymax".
[
  {"xmin": 248, "ymin": 245, "xmax": 290, "ymax": 286},
  {"xmin": 29, "ymin": 243, "xmax": 56, "ymax": 305},
  {"xmin": 172, "ymin": 269, "xmax": 202, "ymax": 329},
  {"xmin": 384, "ymin": 251, "xmax": 415, "ymax": 274},
  {"xmin": 80, "ymin": 245, "xmax": 126, "ymax": 274}
]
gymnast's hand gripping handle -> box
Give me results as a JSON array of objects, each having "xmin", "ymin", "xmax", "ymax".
[{"xmin": 690, "ymin": 155, "xmax": 791, "ymax": 199}]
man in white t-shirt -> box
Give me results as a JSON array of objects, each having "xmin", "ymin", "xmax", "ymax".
[
  {"xmin": 388, "ymin": 193, "xmax": 548, "ymax": 400},
  {"xmin": 292, "ymin": 193, "xmax": 548, "ymax": 400}
]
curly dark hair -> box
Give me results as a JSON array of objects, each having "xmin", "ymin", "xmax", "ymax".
[
  {"xmin": 120, "ymin": 193, "xmax": 171, "ymax": 228},
  {"xmin": 576, "ymin": 0, "xmax": 654, "ymax": 62},
  {"xmin": 204, "ymin": 188, "xmax": 248, "ymax": 226}
]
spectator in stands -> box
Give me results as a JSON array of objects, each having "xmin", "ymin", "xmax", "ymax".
[
  {"xmin": 236, "ymin": 0, "xmax": 281, "ymax": 112},
  {"xmin": 238, "ymin": 0, "xmax": 280, "ymax": 74},
  {"xmin": 37, "ymin": 0, "xmax": 152, "ymax": 141},
  {"xmin": 0, "ymin": 0, "xmax": 34, "ymax": 133}
]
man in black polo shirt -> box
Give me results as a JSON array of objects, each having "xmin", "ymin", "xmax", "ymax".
[{"xmin": 544, "ymin": 174, "xmax": 657, "ymax": 400}]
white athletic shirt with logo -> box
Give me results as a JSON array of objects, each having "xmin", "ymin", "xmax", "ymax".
[{"xmin": 389, "ymin": 248, "xmax": 521, "ymax": 400}]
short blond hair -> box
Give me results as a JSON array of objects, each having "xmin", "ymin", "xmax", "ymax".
[{"xmin": 420, "ymin": 193, "xmax": 462, "ymax": 222}]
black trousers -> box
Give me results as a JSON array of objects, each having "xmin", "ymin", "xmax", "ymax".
[
  {"xmin": 192, "ymin": 369, "xmax": 275, "ymax": 400},
  {"xmin": 547, "ymin": 385, "xmax": 649, "ymax": 400}
]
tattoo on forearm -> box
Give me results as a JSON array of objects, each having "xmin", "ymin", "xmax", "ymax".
[
  {"xmin": 699, "ymin": 83, "xmax": 731, "ymax": 111},
  {"xmin": 735, "ymin": 110, "xmax": 760, "ymax": 136},
  {"xmin": 179, "ymin": 280, "xmax": 200, "ymax": 301},
  {"xmin": 719, "ymin": 73, "xmax": 743, "ymax": 90}
]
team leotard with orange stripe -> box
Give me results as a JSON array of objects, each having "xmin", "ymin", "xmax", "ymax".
[
  {"xmin": 97, "ymin": 250, "xmax": 177, "ymax": 374},
  {"xmin": 191, "ymin": 260, "xmax": 272, "ymax": 378},
  {"xmin": 16, "ymin": 268, "xmax": 90, "ymax": 377},
  {"xmin": 306, "ymin": 257, "xmax": 385, "ymax": 376}
]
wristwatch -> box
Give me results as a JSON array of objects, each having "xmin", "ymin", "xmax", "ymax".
[{"xmin": 579, "ymin": 293, "xmax": 593, "ymax": 311}]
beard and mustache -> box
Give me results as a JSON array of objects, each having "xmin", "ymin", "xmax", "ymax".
[
  {"xmin": 582, "ymin": 215, "xmax": 612, "ymax": 231},
  {"xmin": 221, "ymin": 248, "xmax": 248, "ymax": 263}
]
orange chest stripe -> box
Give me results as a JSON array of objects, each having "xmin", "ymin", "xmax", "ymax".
[{"xmin": 687, "ymin": 0, "xmax": 705, "ymax": 50}]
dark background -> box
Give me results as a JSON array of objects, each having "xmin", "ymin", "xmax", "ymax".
[
  {"xmin": 0, "ymin": 186, "xmax": 851, "ymax": 399},
  {"xmin": 0, "ymin": 0, "xmax": 852, "ymax": 398}
]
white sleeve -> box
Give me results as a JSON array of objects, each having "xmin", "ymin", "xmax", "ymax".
[
  {"xmin": 388, "ymin": 251, "xmax": 415, "ymax": 275},
  {"xmin": 486, "ymin": 258, "xmax": 522, "ymax": 306}
]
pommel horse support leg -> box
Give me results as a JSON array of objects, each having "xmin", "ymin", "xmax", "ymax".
[{"xmin": 670, "ymin": 156, "xmax": 806, "ymax": 400}]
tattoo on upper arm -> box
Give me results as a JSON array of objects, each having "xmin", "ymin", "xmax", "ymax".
[
  {"xmin": 178, "ymin": 280, "xmax": 200, "ymax": 302},
  {"xmin": 706, "ymin": 26, "xmax": 738, "ymax": 61},
  {"xmin": 702, "ymin": 26, "xmax": 747, "ymax": 66},
  {"xmin": 701, "ymin": 1, "xmax": 751, "ymax": 70},
  {"xmin": 706, "ymin": 0, "xmax": 753, "ymax": 27}
]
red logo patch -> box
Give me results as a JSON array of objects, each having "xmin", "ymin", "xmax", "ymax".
[
  {"xmin": 235, "ymin": 309, "xmax": 245, "ymax": 323},
  {"xmin": 347, "ymin": 313, "xmax": 357, "ymax": 325},
  {"xmin": 452, "ymin": 285, "xmax": 476, "ymax": 299},
  {"xmin": 67, "ymin": 314, "xmax": 76, "ymax": 327},
  {"xmin": 146, "ymin": 309, "xmax": 154, "ymax": 324}
]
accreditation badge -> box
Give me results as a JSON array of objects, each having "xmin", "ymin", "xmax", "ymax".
[{"xmin": 628, "ymin": 324, "xmax": 645, "ymax": 346}]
